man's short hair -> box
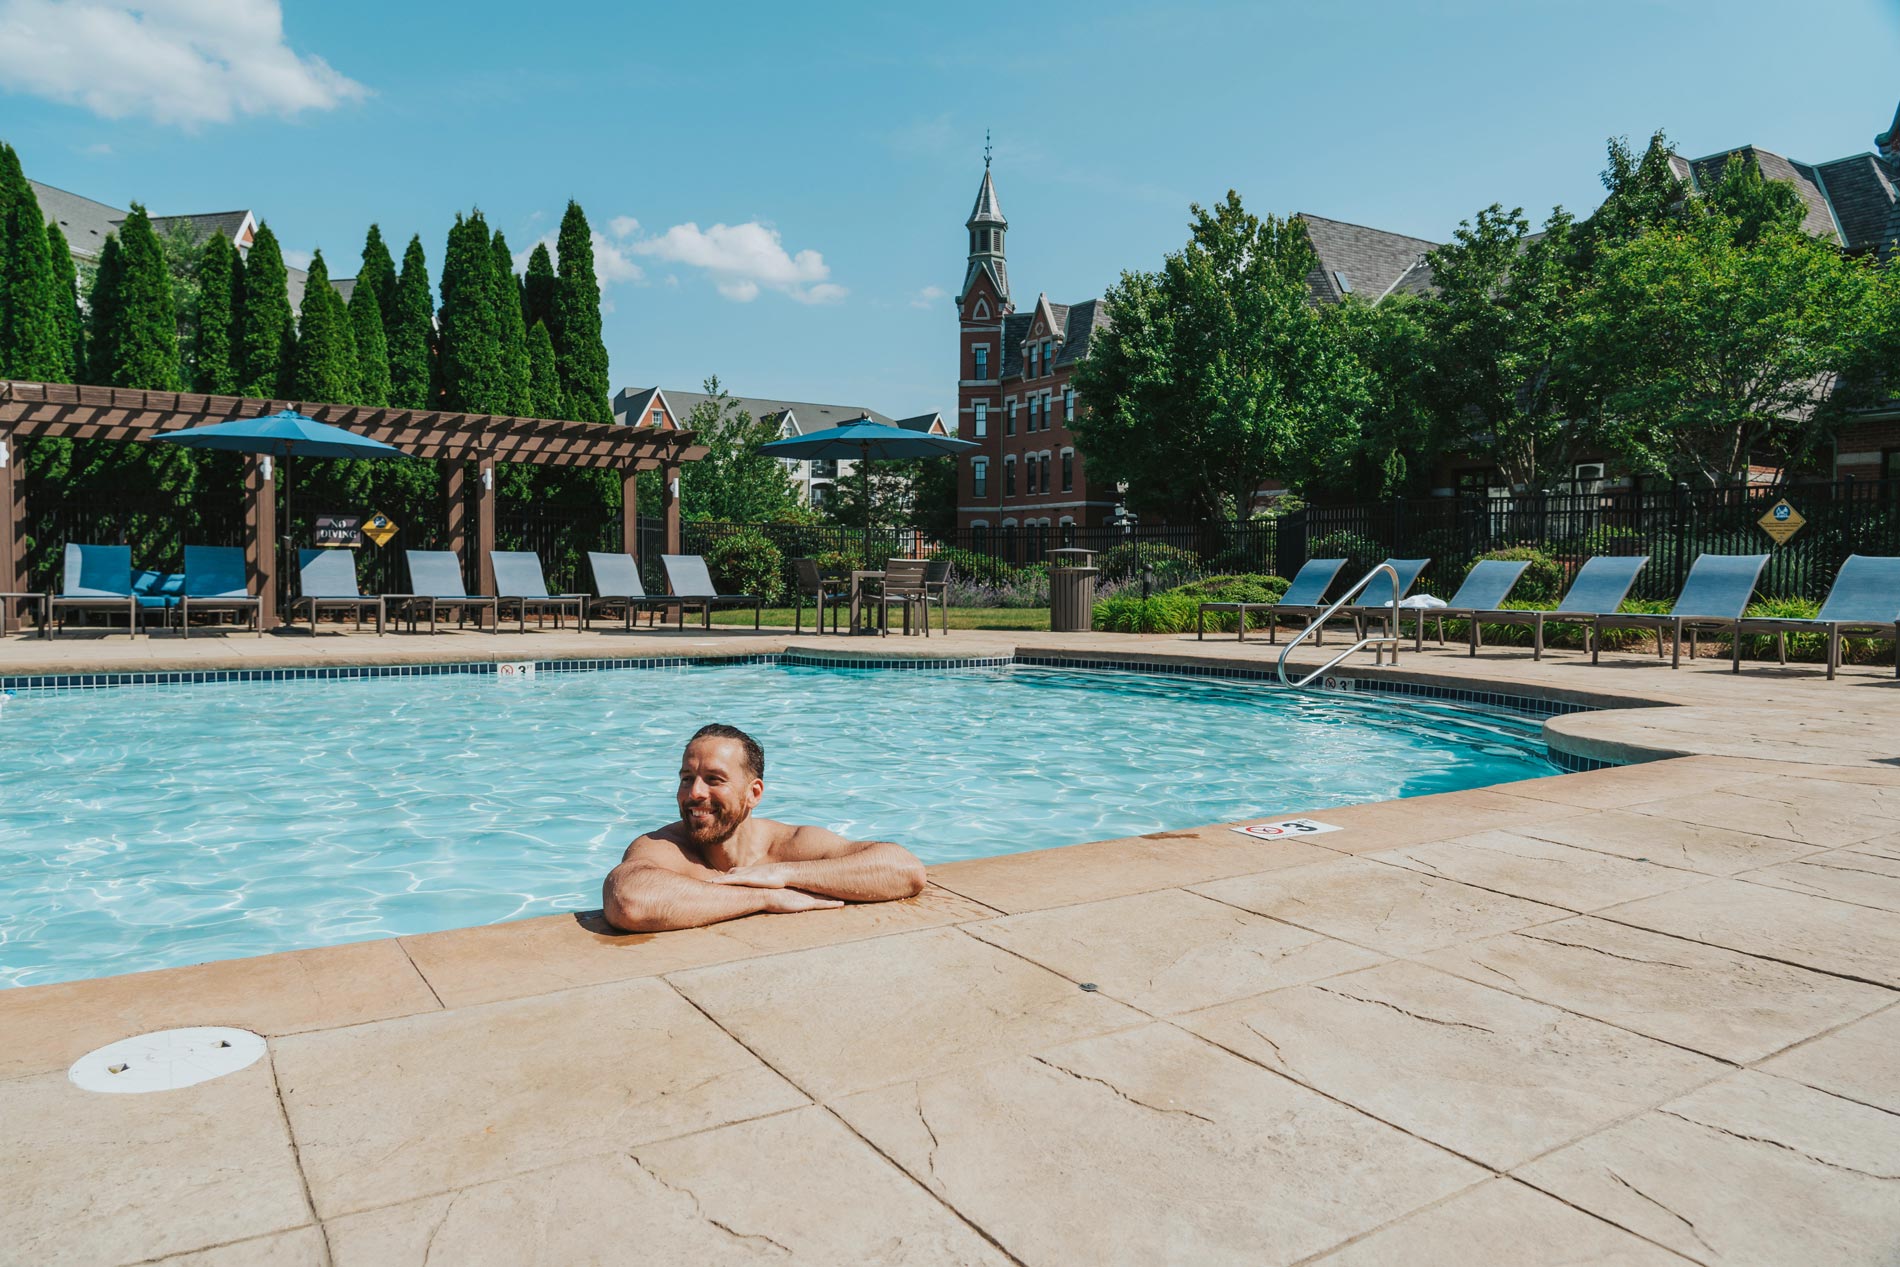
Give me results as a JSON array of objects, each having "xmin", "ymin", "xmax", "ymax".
[{"xmin": 689, "ymin": 723, "xmax": 764, "ymax": 780}]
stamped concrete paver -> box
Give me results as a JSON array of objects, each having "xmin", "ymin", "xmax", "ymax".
[
  {"xmin": 0, "ymin": 1062, "xmax": 312, "ymax": 1265},
  {"xmin": 1600, "ymin": 880, "xmax": 1900, "ymax": 988},
  {"xmin": 1311, "ymin": 1178, "xmax": 1692, "ymax": 1266},
  {"xmin": 1193, "ymin": 855, "xmax": 1569, "ymax": 956},
  {"xmin": 273, "ymin": 976, "xmax": 807, "ymax": 1219},
  {"xmin": 1181, "ymin": 960, "xmax": 1723, "ymax": 1169},
  {"xmin": 1628, "ymin": 787, "xmax": 1894, "ymax": 849},
  {"xmin": 1514, "ymin": 809, "xmax": 1823, "ymax": 876},
  {"xmin": 1374, "ymin": 830, "xmax": 1706, "ymax": 912},
  {"xmin": 1498, "ymin": 758, "xmax": 1753, "ymax": 810},
  {"xmin": 151, "ymin": 1226, "xmax": 329, "ymax": 1266},
  {"xmin": 325, "ymin": 1109, "xmax": 1008, "ymax": 1266},
  {"xmin": 833, "ymin": 1022, "xmax": 1482, "ymax": 1267},
  {"xmin": 962, "ymin": 888, "xmax": 1385, "ymax": 1015},
  {"xmin": 1759, "ymin": 1004, "xmax": 1900, "ymax": 1115},
  {"xmin": 1420, "ymin": 916, "xmax": 1895, "ymax": 1063},
  {"xmin": 669, "ymin": 926, "xmax": 1143, "ymax": 1100},
  {"xmin": 1738, "ymin": 846, "xmax": 1900, "ymax": 914},
  {"xmin": 1517, "ymin": 1070, "xmax": 1900, "ymax": 1267}
]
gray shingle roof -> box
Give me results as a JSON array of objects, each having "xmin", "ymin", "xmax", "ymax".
[
  {"xmin": 998, "ymin": 313, "xmax": 1034, "ymax": 377},
  {"xmin": 1813, "ymin": 155, "xmax": 1898, "ymax": 254},
  {"xmin": 1297, "ymin": 213, "xmax": 1440, "ymax": 303},
  {"xmin": 614, "ymin": 387, "xmax": 902, "ymax": 433},
  {"xmin": 1054, "ymin": 299, "xmax": 1108, "ymax": 368},
  {"xmin": 1684, "ymin": 147, "xmax": 1842, "ymax": 243},
  {"xmin": 29, "ymin": 179, "xmax": 128, "ymax": 259},
  {"xmin": 959, "ymin": 257, "xmax": 1009, "ymax": 306}
]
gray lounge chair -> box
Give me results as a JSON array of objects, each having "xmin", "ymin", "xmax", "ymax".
[
  {"xmin": 586, "ymin": 551, "xmax": 671, "ymax": 630},
  {"xmin": 394, "ymin": 550, "xmax": 498, "ymax": 633},
  {"xmin": 1196, "ymin": 558, "xmax": 1345, "ymax": 642},
  {"xmin": 180, "ymin": 545, "xmax": 262, "ymax": 638},
  {"xmin": 1396, "ymin": 558, "xmax": 1530, "ymax": 652},
  {"xmin": 1462, "ymin": 555, "xmax": 1648, "ymax": 660},
  {"xmin": 293, "ymin": 549, "xmax": 384, "ymax": 635},
  {"xmin": 1736, "ymin": 554, "xmax": 1900, "ymax": 680},
  {"xmin": 48, "ymin": 543, "xmax": 139, "ymax": 639},
  {"xmin": 489, "ymin": 551, "xmax": 586, "ymax": 632},
  {"xmin": 1591, "ymin": 553, "xmax": 1767, "ymax": 670},
  {"xmin": 1343, "ymin": 557, "xmax": 1433, "ymax": 639},
  {"xmin": 661, "ymin": 554, "xmax": 761, "ymax": 630}
]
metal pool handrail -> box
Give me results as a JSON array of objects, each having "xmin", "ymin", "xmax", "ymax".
[{"xmin": 1276, "ymin": 563, "xmax": 1402, "ymax": 689}]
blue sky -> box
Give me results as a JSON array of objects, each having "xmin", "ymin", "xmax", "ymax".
[{"xmin": 4, "ymin": 0, "xmax": 1898, "ymax": 420}]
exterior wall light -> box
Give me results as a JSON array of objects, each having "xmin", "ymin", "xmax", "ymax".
[
  {"xmin": 259, "ymin": 455, "xmax": 272, "ymax": 481},
  {"xmin": 481, "ymin": 467, "xmax": 494, "ymax": 491}
]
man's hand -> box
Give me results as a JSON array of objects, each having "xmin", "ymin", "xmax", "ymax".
[
  {"xmin": 757, "ymin": 889, "xmax": 844, "ymax": 914},
  {"xmin": 710, "ymin": 863, "xmax": 796, "ymax": 889}
]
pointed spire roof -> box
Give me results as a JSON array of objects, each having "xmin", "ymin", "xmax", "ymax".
[{"xmin": 967, "ymin": 168, "xmax": 1006, "ymax": 228}]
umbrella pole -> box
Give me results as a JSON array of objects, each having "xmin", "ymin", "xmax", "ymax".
[{"xmin": 861, "ymin": 440, "xmax": 872, "ymax": 548}]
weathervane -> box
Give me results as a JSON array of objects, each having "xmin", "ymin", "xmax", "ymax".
[{"xmin": 984, "ymin": 130, "xmax": 992, "ymax": 169}]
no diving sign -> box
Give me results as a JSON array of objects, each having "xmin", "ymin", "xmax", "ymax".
[{"xmin": 1232, "ymin": 818, "xmax": 1342, "ymax": 840}]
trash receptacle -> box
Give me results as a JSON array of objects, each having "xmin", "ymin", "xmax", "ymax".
[{"xmin": 1049, "ymin": 547, "xmax": 1099, "ymax": 633}]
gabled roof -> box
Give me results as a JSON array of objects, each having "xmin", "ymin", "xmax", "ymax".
[
  {"xmin": 616, "ymin": 386, "xmax": 900, "ymax": 433},
  {"xmin": 28, "ymin": 179, "xmax": 260, "ymax": 261},
  {"xmin": 959, "ymin": 257, "xmax": 1010, "ymax": 308},
  {"xmin": 616, "ymin": 387, "xmax": 684, "ymax": 429},
  {"xmin": 894, "ymin": 412, "xmax": 949, "ymax": 434},
  {"xmin": 1297, "ymin": 213, "xmax": 1439, "ymax": 304}
]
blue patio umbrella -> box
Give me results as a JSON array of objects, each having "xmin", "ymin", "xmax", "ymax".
[{"xmin": 758, "ymin": 418, "xmax": 975, "ymax": 535}]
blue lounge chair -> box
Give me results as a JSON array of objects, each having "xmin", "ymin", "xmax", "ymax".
[
  {"xmin": 661, "ymin": 554, "xmax": 762, "ymax": 630},
  {"xmin": 1591, "ymin": 553, "xmax": 1767, "ymax": 670},
  {"xmin": 180, "ymin": 546, "xmax": 262, "ymax": 637},
  {"xmin": 489, "ymin": 551, "xmax": 586, "ymax": 632},
  {"xmin": 293, "ymin": 549, "xmax": 384, "ymax": 635},
  {"xmin": 48, "ymin": 543, "xmax": 140, "ymax": 638},
  {"xmin": 1736, "ymin": 554, "xmax": 1900, "ymax": 680},
  {"xmin": 1196, "ymin": 557, "xmax": 1345, "ymax": 642},
  {"xmin": 586, "ymin": 552, "xmax": 671, "ymax": 630},
  {"xmin": 395, "ymin": 550, "xmax": 497, "ymax": 633},
  {"xmin": 132, "ymin": 569, "xmax": 184, "ymax": 629},
  {"xmin": 1400, "ymin": 558, "xmax": 1530, "ymax": 653},
  {"xmin": 1461, "ymin": 555, "xmax": 1649, "ymax": 660},
  {"xmin": 1343, "ymin": 557, "xmax": 1433, "ymax": 639}
]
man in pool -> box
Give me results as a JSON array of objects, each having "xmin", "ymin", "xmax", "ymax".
[{"xmin": 601, "ymin": 723, "xmax": 928, "ymax": 933}]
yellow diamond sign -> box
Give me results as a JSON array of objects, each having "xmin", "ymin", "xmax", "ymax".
[
  {"xmin": 363, "ymin": 511, "xmax": 399, "ymax": 548},
  {"xmin": 1758, "ymin": 498, "xmax": 1805, "ymax": 545}
]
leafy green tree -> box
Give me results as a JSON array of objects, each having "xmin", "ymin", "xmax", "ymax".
[
  {"xmin": 821, "ymin": 456, "xmax": 952, "ymax": 532},
  {"xmin": 87, "ymin": 204, "xmax": 180, "ymax": 390},
  {"xmin": 526, "ymin": 319, "xmax": 564, "ymax": 418},
  {"xmin": 45, "ymin": 220, "xmax": 81, "ymax": 381},
  {"xmin": 356, "ymin": 224, "xmax": 398, "ymax": 331},
  {"xmin": 156, "ymin": 219, "xmax": 207, "ymax": 378},
  {"xmin": 437, "ymin": 211, "xmax": 506, "ymax": 413},
  {"xmin": 1703, "ymin": 152, "xmax": 1809, "ymax": 246},
  {"xmin": 678, "ymin": 376, "xmax": 804, "ymax": 521},
  {"xmin": 237, "ymin": 222, "xmax": 294, "ymax": 397},
  {"xmin": 348, "ymin": 274, "xmax": 391, "ymax": 407},
  {"xmin": 192, "ymin": 230, "xmax": 239, "ymax": 394},
  {"xmin": 292, "ymin": 250, "xmax": 358, "ymax": 402},
  {"xmin": 387, "ymin": 234, "xmax": 433, "ymax": 409},
  {"xmin": 551, "ymin": 201, "xmax": 611, "ymax": 423},
  {"xmin": 491, "ymin": 229, "xmax": 531, "ymax": 416},
  {"xmin": 1575, "ymin": 129, "xmax": 1686, "ymax": 267},
  {"xmin": 1575, "ymin": 203, "xmax": 1875, "ymax": 485},
  {"xmin": 1324, "ymin": 294, "xmax": 1439, "ymax": 497},
  {"xmin": 1073, "ymin": 192, "xmax": 1366, "ymax": 518},
  {"xmin": 522, "ymin": 241, "xmax": 556, "ymax": 334},
  {"xmin": 0, "ymin": 142, "xmax": 65, "ymax": 380}
]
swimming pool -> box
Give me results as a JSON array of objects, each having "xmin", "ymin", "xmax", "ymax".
[{"xmin": 0, "ymin": 661, "xmax": 1563, "ymax": 988}]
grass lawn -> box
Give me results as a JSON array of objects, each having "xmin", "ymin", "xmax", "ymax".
[{"xmin": 709, "ymin": 606, "xmax": 1050, "ymax": 631}]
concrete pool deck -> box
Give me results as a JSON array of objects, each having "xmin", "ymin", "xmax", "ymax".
[{"xmin": 2, "ymin": 624, "xmax": 1898, "ymax": 1264}]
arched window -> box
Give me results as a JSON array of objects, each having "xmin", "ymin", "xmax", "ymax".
[{"xmin": 1061, "ymin": 449, "xmax": 1074, "ymax": 492}]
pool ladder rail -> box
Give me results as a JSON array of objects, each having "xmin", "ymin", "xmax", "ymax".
[{"xmin": 1276, "ymin": 563, "xmax": 1403, "ymax": 689}]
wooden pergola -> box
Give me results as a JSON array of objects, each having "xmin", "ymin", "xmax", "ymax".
[{"xmin": 0, "ymin": 381, "xmax": 707, "ymax": 629}]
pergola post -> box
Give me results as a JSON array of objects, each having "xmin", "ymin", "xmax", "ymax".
[
  {"xmin": 244, "ymin": 452, "xmax": 278, "ymax": 629},
  {"xmin": 662, "ymin": 462, "xmax": 681, "ymax": 557},
  {"xmin": 0, "ymin": 428, "xmax": 22, "ymax": 632},
  {"xmin": 443, "ymin": 461, "xmax": 468, "ymax": 585},
  {"xmin": 476, "ymin": 456, "xmax": 497, "ymax": 596},
  {"xmin": 621, "ymin": 467, "xmax": 640, "ymax": 559}
]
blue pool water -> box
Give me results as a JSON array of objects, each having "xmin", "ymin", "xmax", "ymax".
[{"xmin": 0, "ymin": 663, "xmax": 1560, "ymax": 987}]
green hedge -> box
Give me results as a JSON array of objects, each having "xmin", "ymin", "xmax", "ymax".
[
  {"xmin": 1092, "ymin": 573, "xmax": 1289, "ymax": 634},
  {"xmin": 1470, "ymin": 547, "xmax": 1565, "ymax": 603},
  {"xmin": 705, "ymin": 530, "xmax": 785, "ymax": 604}
]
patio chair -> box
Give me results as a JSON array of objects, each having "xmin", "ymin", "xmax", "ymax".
[
  {"xmin": 923, "ymin": 557, "xmax": 952, "ymax": 634},
  {"xmin": 393, "ymin": 550, "xmax": 499, "ymax": 634},
  {"xmin": 1196, "ymin": 557, "xmax": 1345, "ymax": 643},
  {"xmin": 489, "ymin": 551, "xmax": 587, "ymax": 632},
  {"xmin": 132, "ymin": 568, "xmax": 184, "ymax": 631},
  {"xmin": 1461, "ymin": 555, "xmax": 1649, "ymax": 660},
  {"xmin": 1342, "ymin": 557, "xmax": 1433, "ymax": 641},
  {"xmin": 292, "ymin": 549, "xmax": 384, "ymax": 636},
  {"xmin": 1735, "ymin": 554, "xmax": 1900, "ymax": 681},
  {"xmin": 179, "ymin": 545, "xmax": 262, "ymax": 638},
  {"xmin": 1591, "ymin": 553, "xmax": 1767, "ymax": 670},
  {"xmin": 877, "ymin": 558, "xmax": 931, "ymax": 637},
  {"xmin": 586, "ymin": 551, "xmax": 672, "ymax": 630},
  {"xmin": 661, "ymin": 554, "xmax": 762, "ymax": 630},
  {"xmin": 1403, "ymin": 558, "xmax": 1530, "ymax": 653},
  {"xmin": 48, "ymin": 543, "xmax": 140, "ymax": 639},
  {"xmin": 792, "ymin": 557, "xmax": 849, "ymax": 634}
]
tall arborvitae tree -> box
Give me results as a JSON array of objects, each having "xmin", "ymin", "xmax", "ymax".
[
  {"xmin": 491, "ymin": 228, "xmax": 531, "ymax": 416},
  {"xmin": 238, "ymin": 222, "xmax": 294, "ymax": 397},
  {"xmin": 85, "ymin": 234, "xmax": 124, "ymax": 384},
  {"xmin": 387, "ymin": 234, "xmax": 433, "ymax": 409},
  {"xmin": 357, "ymin": 224, "xmax": 398, "ymax": 333},
  {"xmin": 0, "ymin": 143, "xmax": 65, "ymax": 379},
  {"xmin": 292, "ymin": 250, "xmax": 358, "ymax": 402},
  {"xmin": 437, "ymin": 211, "xmax": 507, "ymax": 413},
  {"xmin": 522, "ymin": 241, "xmax": 556, "ymax": 334},
  {"xmin": 87, "ymin": 204, "xmax": 180, "ymax": 390},
  {"xmin": 45, "ymin": 220, "xmax": 81, "ymax": 381},
  {"xmin": 551, "ymin": 201, "xmax": 611, "ymax": 422},
  {"xmin": 526, "ymin": 319, "xmax": 564, "ymax": 419},
  {"xmin": 192, "ymin": 231, "xmax": 239, "ymax": 394},
  {"xmin": 348, "ymin": 276, "xmax": 390, "ymax": 406}
]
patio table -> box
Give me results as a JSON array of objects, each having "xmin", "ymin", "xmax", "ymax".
[{"xmin": 1, "ymin": 591, "xmax": 48, "ymax": 635}]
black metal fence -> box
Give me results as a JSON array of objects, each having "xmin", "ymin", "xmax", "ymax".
[{"xmin": 21, "ymin": 495, "xmax": 245, "ymax": 593}]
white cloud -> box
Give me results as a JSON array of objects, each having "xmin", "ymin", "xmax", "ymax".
[
  {"xmin": 608, "ymin": 215, "xmax": 639, "ymax": 239},
  {"xmin": 511, "ymin": 228, "xmax": 645, "ymax": 292},
  {"xmin": 631, "ymin": 220, "xmax": 844, "ymax": 304},
  {"xmin": 911, "ymin": 284, "xmax": 946, "ymax": 310},
  {"xmin": 0, "ymin": 0, "xmax": 369, "ymax": 128},
  {"xmin": 81, "ymin": 141, "xmax": 112, "ymax": 156}
]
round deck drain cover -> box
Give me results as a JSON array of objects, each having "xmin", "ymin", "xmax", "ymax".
[{"xmin": 69, "ymin": 1027, "xmax": 266, "ymax": 1094}]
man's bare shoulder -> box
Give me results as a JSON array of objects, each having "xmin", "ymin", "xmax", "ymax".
[
  {"xmin": 620, "ymin": 825, "xmax": 714, "ymax": 874},
  {"xmin": 770, "ymin": 821, "xmax": 872, "ymax": 861}
]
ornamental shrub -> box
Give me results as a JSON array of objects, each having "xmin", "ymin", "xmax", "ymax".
[
  {"xmin": 705, "ymin": 530, "xmax": 785, "ymax": 604},
  {"xmin": 1091, "ymin": 592, "xmax": 1200, "ymax": 634},
  {"xmin": 1165, "ymin": 573, "xmax": 1290, "ymax": 632},
  {"xmin": 1469, "ymin": 547, "xmax": 1565, "ymax": 603}
]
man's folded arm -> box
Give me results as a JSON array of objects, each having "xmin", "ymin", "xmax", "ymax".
[
  {"xmin": 712, "ymin": 836, "xmax": 926, "ymax": 903},
  {"xmin": 602, "ymin": 862, "xmax": 775, "ymax": 932}
]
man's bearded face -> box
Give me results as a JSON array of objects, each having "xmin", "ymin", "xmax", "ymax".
[{"xmin": 677, "ymin": 738, "xmax": 760, "ymax": 846}]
